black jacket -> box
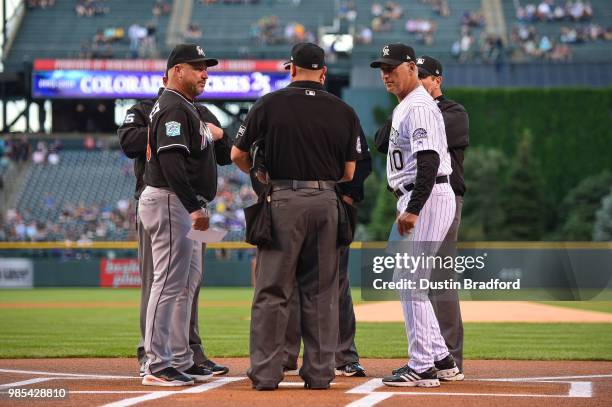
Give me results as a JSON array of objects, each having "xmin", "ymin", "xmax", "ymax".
[{"xmin": 117, "ymin": 91, "xmax": 232, "ymax": 200}]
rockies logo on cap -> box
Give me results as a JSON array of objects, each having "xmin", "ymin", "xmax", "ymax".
[{"xmin": 370, "ymin": 43, "xmax": 416, "ymax": 68}]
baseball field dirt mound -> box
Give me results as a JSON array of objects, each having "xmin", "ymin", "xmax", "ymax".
[{"xmin": 354, "ymin": 301, "xmax": 612, "ymax": 323}]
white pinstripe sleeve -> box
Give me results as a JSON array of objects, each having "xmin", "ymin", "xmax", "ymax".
[{"xmin": 406, "ymin": 106, "xmax": 444, "ymax": 156}]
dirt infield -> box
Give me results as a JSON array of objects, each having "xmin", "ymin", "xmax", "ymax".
[
  {"xmin": 354, "ymin": 301, "xmax": 612, "ymax": 323},
  {"xmin": 1, "ymin": 358, "xmax": 611, "ymax": 407}
]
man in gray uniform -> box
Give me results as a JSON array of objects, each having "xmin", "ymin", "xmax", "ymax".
[
  {"xmin": 118, "ymin": 77, "xmax": 230, "ymax": 377},
  {"xmin": 231, "ymin": 43, "xmax": 362, "ymax": 390},
  {"xmin": 139, "ymin": 43, "xmax": 221, "ymax": 386}
]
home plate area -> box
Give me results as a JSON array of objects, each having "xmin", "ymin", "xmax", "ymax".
[{"xmin": 0, "ymin": 359, "xmax": 611, "ymax": 407}]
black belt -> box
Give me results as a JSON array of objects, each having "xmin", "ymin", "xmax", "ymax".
[
  {"xmin": 388, "ymin": 176, "xmax": 449, "ymax": 198},
  {"xmin": 271, "ymin": 179, "xmax": 336, "ymax": 191}
]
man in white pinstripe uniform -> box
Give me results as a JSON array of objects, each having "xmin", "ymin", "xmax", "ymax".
[{"xmin": 370, "ymin": 43, "xmax": 462, "ymax": 387}]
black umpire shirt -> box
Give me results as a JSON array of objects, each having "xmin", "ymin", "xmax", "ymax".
[
  {"xmin": 374, "ymin": 95, "xmax": 469, "ymax": 196},
  {"xmin": 144, "ymin": 88, "xmax": 230, "ymax": 213},
  {"xmin": 118, "ymin": 88, "xmax": 232, "ymax": 201},
  {"xmin": 234, "ymin": 80, "xmax": 362, "ymax": 180}
]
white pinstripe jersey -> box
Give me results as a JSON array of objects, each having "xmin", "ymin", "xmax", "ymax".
[{"xmin": 387, "ymin": 85, "xmax": 452, "ymax": 190}]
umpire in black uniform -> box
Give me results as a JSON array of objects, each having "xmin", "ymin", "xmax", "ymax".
[
  {"xmin": 374, "ymin": 55, "xmax": 469, "ymax": 373},
  {"xmin": 118, "ymin": 75, "xmax": 231, "ymax": 377},
  {"xmin": 231, "ymin": 42, "xmax": 363, "ymax": 390},
  {"xmin": 282, "ymin": 131, "xmax": 371, "ymax": 377}
]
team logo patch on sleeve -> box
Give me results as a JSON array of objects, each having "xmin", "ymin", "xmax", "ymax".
[
  {"xmin": 412, "ymin": 128, "xmax": 428, "ymax": 141},
  {"xmin": 165, "ymin": 121, "xmax": 181, "ymax": 137},
  {"xmin": 236, "ymin": 125, "xmax": 246, "ymax": 138},
  {"xmin": 389, "ymin": 127, "xmax": 400, "ymax": 146},
  {"xmin": 356, "ymin": 137, "xmax": 362, "ymax": 154}
]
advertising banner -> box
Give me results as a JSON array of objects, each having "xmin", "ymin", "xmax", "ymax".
[
  {"xmin": 0, "ymin": 259, "xmax": 33, "ymax": 288},
  {"xmin": 32, "ymin": 70, "xmax": 290, "ymax": 100},
  {"xmin": 100, "ymin": 259, "xmax": 141, "ymax": 288}
]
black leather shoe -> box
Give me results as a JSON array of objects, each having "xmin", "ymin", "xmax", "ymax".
[{"xmin": 200, "ymin": 359, "xmax": 230, "ymax": 376}]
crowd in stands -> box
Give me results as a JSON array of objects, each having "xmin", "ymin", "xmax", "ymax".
[
  {"xmin": 1, "ymin": 135, "xmax": 31, "ymax": 164},
  {"xmin": 405, "ymin": 19, "xmax": 437, "ymax": 45},
  {"xmin": 510, "ymin": 24, "xmax": 573, "ymax": 61},
  {"xmin": 201, "ymin": 0, "xmax": 301, "ymax": 5},
  {"xmin": 127, "ymin": 23, "xmax": 159, "ymax": 58},
  {"xmin": 516, "ymin": 0, "xmax": 593, "ymax": 22},
  {"xmin": 31, "ymin": 140, "xmax": 62, "ymax": 166},
  {"xmin": 75, "ymin": 0, "xmax": 110, "ymax": 17},
  {"xmin": 370, "ymin": 2, "xmax": 403, "ymax": 32},
  {"xmin": 420, "ymin": 0, "xmax": 450, "ymax": 17},
  {"xmin": 0, "ymin": 140, "xmax": 258, "ymax": 242},
  {"xmin": 27, "ymin": 0, "xmax": 55, "ymax": 9},
  {"xmin": 509, "ymin": 1, "xmax": 611, "ymax": 61},
  {"xmin": 152, "ymin": 0, "xmax": 171, "ymax": 18},
  {"xmin": 209, "ymin": 172, "xmax": 257, "ymax": 240},
  {"xmin": 250, "ymin": 15, "xmax": 315, "ymax": 45},
  {"xmin": 450, "ymin": 10, "xmax": 485, "ymax": 62},
  {"xmin": 0, "ymin": 172, "xmax": 257, "ymax": 242},
  {"xmin": 184, "ymin": 23, "xmax": 203, "ymax": 40},
  {"xmin": 1, "ymin": 201, "xmax": 135, "ymax": 242}
]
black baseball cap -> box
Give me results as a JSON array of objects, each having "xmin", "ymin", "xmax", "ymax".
[
  {"xmin": 166, "ymin": 43, "xmax": 218, "ymax": 71},
  {"xmin": 417, "ymin": 55, "xmax": 443, "ymax": 77},
  {"xmin": 370, "ymin": 43, "xmax": 416, "ymax": 68},
  {"xmin": 284, "ymin": 42, "xmax": 326, "ymax": 70}
]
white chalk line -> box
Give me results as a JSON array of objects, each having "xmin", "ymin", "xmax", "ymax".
[
  {"xmin": 345, "ymin": 393, "xmax": 394, "ymax": 407},
  {"xmin": 0, "ymin": 377, "xmax": 54, "ymax": 388},
  {"xmin": 100, "ymin": 377, "xmax": 245, "ymax": 407},
  {"xmin": 0, "ymin": 368, "xmax": 136, "ymax": 379},
  {"xmin": 343, "ymin": 374, "xmax": 608, "ymax": 406}
]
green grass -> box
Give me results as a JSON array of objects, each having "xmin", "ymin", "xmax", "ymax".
[{"xmin": 1, "ymin": 288, "xmax": 611, "ymax": 360}]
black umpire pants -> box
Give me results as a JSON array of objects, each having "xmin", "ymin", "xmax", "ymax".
[
  {"xmin": 282, "ymin": 246, "xmax": 359, "ymax": 370},
  {"xmin": 248, "ymin": 188, "xmax": 339, "ymax": 390}
]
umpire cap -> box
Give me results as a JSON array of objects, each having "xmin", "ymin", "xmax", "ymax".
[
  {"xmin": 370, "ymin": 43, "xmax": 416, "ymax": 68},
  {"xmin": 166, "ymin": 44, "xmax": 218, "ymax": 71},
  {"xmin": 284, "ymin": 42, "xmax": 326, "ymax": 70},
  {"xmin": 416, "ymin": 55, "xmax": 443, "ymax": 77}
]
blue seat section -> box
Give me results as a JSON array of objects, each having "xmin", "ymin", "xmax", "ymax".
[
  {"xmin": 351, "ymin": 0, "xmax": 483, "ymax": 63},
  {"xmin": 10, "ymin": 149, "xmax": 255, "ymax": 241},
  {"xmin": 501, "ymin": 0, "xmax": 612, "ymax": 62},
  {"xmin": 6, "ymin": 0, "xmax": 170, "ymax": 71}
]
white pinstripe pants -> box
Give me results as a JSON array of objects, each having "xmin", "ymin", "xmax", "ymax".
[{"xmin": 390, "ymin": 183, "xmax": 456, "ymax": 373}]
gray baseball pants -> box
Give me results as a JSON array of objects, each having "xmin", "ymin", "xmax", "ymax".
[
  {"xmin": 136, "ymin": 202, "xmax": 208, "ymax": 367},
  {"xmin": 138, "ymin": 186, "xmax": 203, "ymax": 374}
]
